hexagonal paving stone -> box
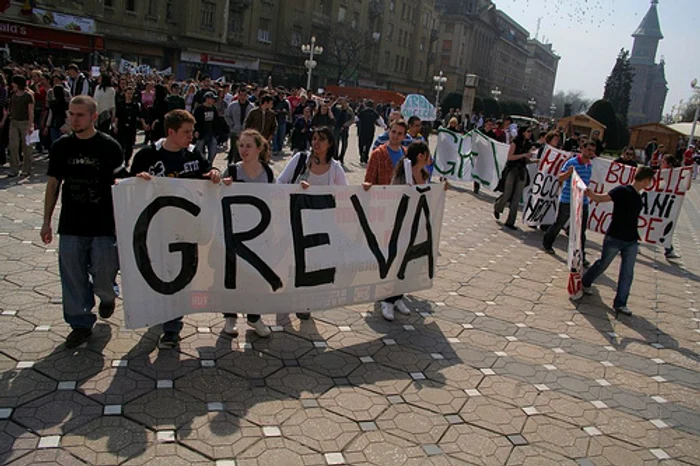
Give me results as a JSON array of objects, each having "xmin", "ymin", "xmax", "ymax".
[
  {"xmin": 0, "ymin": 361, "xmax": 56, "ymax": 407},
  {"xmin": 585, "ymin": 435, "xmax": 663, "ymax": 466},
  {"xmin": 318, "ymin": 386, "xmax": 389, "ymax": 421},
  {"xmin": 177, "ymin": 331, "xmax": 239, "ymax": 360},
  {"xmin": 127, "ymin": 347, "xmax": 200, "ymax": 381},
  {"xmin": 401, "ymin": 380, "xmax": 468, "ymax": 414},
  {"xmin": 423, "ymin": 360, "xmax": 485, "ymax": 389},
  {"xmin": 11, "ymin": 302, "xmax": 66, "ymax": 327},
  {"xmin": 347, "ymin": 362, "xmax": 413, "ymax": 396},
  {"xmin": 344, "ymin": 430, "xmax": 433, "ymax": 466},
  {"xmin": 264, "ymin": 367, "xmax": 334, "ymax": 399},
  {"xmin": 225, "ymin": 386, "xmax": 300, "ymax": 426},
  {"xmin": 298, "ymin": 347, "xmax": 362, "ymax": 378},
  {"xmin": 0, "ymin": 316, "xmax": 33, "ymax": 342},
  {"xmin": 32, "ymin": 347, "xmax": 106, "ymax": 381},
  {"xmin": 521, "ymin": 416, "xmax": 591, "ymax": 458},
  {"xmin": 61, "ymin": 416, "xmax": 155, "ymax": 465},
  {"xmin": 532, "ymin": 391, "xmax": 603, "ymax": 427},
  {"xmin": 0, "ymin": 420, "xmax": 39, "ymax": 465},
  {"xmin": 2, "ymin": 329, "xmax": 68, "ymax": 360},
  {"xmin": 176, "ymin": 368, "xmax": 251, "ymax": 402},
  {"xmin": 460, "ymin": 396, "xmax": 527, "ymax": 436},
  {"xmin": 178, "ymin": 411, "xmax": 260, "ymax": 459},
  {"xmin": 3, "ymin": 448, "xmax": 88, "ymax": 465},
  {"xmin": 313, "ymin": 308, "xmax": 365, "ymax": 327},
  {"xmin": 282, "ymin": 406, "xmax": 360, "ymax": 452},
  {"xmin": 376, "ymin": 403, "xmax": 450, "ymax": 445},
  {"xmin": 252, "ymin": 332, "xmax": 314, "ymax": 360},
  {"xmin": 477, "ymin": 376, "xmax": 540, "ymax": 408},
  {"xmin": 123, "ymin": 388, "xmax": 207, "ymax": 430},
  {"xmin": 373, "ymin": 345, "xmax": 435, "ymax": 373},
  {"xmin": 13, "ymin": 390, "xmax": 103, "ymax": 435},
  {"xmin": 217, "ymin": 347, "xmax": 284, "ymax": 379},
  {"xmin": 0, "ymin": 290, "xmax": 50, "ymax": 313},
  {"xmin": 283, "ymin": 318, "xmax": 341, "ymax": 342},
  {"xmin": 505, "ymin": 445, "xmax": 579, "ymax": 465},
  {"xmin": 438, "ymin": 423, "xmax": 513, "ymax": 465},
  {"xmin": 78, "ymin": 367, "xmax": 155, "ymax": 405},
  {"xmin": 120, "ymin": 443, "xmax": 212, "ymax": 465},
  {"xmin": 234, "ymin": 436, "xmax": 325, "ymax": 466}
]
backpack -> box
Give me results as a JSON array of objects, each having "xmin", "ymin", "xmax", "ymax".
[{"xmin": 229, "ymin": 163, "xmax": 274, "ymax": 183}]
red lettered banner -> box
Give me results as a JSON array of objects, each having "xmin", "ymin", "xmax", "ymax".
[{"xmin": 567, "ymin": 171, "xmax": 587, "ymax": 299}]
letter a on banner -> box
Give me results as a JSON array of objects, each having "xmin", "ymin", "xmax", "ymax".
[{"xmin": 567, "ymin": 171, "xmax": 587, "ymax": 300}]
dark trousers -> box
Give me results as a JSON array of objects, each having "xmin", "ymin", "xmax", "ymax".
[
  {"xmin": 359, "ymin": 132, "xmax": 374, "ymax": 163},
  {"xmin": 117, "ymin": 129, "xmax": 136, "ymax": 165},
  {"xmin": 543, "ymin": 202, "xmax": 589, "ymax": 263},
  {"xmin": 222, "ymin": 313, "xmax": 260, "ymax": 322},
  {"xmin": 228, "ymin": 132, "xmax": 241, "ymax": 164},
  {"xmin": 336, "ymin": 128, "xmax": 349, "ymax": 163}
]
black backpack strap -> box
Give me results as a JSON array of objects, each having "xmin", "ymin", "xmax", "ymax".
[
  {"xmin": 291, "ymin": 152, "xmax": 308, "ymax": 184},
  {"xmin": 263, "ymin": 163, "xmax": 274, "ymax": 183},
  {"xmin": 230, "ymin": 164, "xmax": 238, "ymax": 182}
]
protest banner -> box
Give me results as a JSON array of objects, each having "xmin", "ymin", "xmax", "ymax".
[
  {"xmin": 523, "ymin": 148, "xmax": 693, "ymax": 244},
  {"xmin": 401, "ymin": 94, "xmax": 437, "ymax": 121},
  {"xmin": 113, "ymin": 179, "xmax": 446, "ymax": 329},
  {"xmin": 433, "ymin": 129, "xmax": 509, "ymax": 188},
  {"xmin": 567, "ymin": 171, "xmax": 587, "ymax": 299}
]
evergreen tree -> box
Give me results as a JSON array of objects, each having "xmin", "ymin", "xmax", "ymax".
[{"xmin": 603, "ymin": 49, "xmax": 635, "ymax": 124}]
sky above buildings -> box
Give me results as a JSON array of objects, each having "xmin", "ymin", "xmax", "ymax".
[{"xmin": 498, "ymin": 0, "xmax": 698, "ymax": 115}]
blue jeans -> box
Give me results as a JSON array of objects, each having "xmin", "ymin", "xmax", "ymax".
[
  {"xmin": 196, "ymin": 133, "xmax": 218, "ymax": 164},
  {"xmin": 543, "ymin": 202, "xmax": 589, "ymax": 263},
  {"xmin": 582, "ymin": 236, "xmax": 638, "ymax": 309},
  {"xmin": 273, "ymin": 120, "xmax": 287, "ymax": 153},
  {"xmin": 58, "ymin": 235, "xmax": 119, "ymax": 329}
]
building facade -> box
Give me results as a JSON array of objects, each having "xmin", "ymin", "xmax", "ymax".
[
  {"xmin": 524, "ymin": 39, "xmax": 559, "ymax": 116},
  {"xmin": 628, "ymin": 0, "xmax": 668, "ymax": 126}
]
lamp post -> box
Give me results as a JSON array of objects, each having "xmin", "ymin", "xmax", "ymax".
[
  {"xmin": 460, "ymin": 74, "xmax": 479, "ymax": 125},
  {"xmin": 301, "ymin": 36, "xmax": 323, "ymax": 91},
  {"xmin": 433, "ymin": 71, "xmax": 447, "ymax": 111},
  {"xmin": 490, "ymin": 87, "xmax": 501, "ymax": 102},
  {"xmin": 689, "ymin": 79, "xmax": 699, "ymax": 147},
  {"xmin": 549, "ymin": 103, "xmax": 556, "ymax": 118},
  {"xmin": 528, "ymin": 97, "xmax": 537, "ymax": 115}
]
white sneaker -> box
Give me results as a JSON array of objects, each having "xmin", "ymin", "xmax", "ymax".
[
  {"xmin": 223, "ymin": 317, "xmax": 238, "ymax": 337},
  {"xmin": 381, "ymin": 302, "xmax": 395, "ymax": 321},
  {"xmin": 394, "ymin": 299, "xmax": 411, "ymax": 315},
  {"xmin": 248, "ymin": 319, "xmax": 271, "ymax": 337}
]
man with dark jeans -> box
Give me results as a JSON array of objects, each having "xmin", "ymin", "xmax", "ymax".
[
  {"xmin": 193, "ymin": 92, "xmax": 221, "ymax": 163},
  {"xmin": 130, "ymin": 109, "xmax": 221, "ymax": 348},
  {"xmin": 41, "ymin": 96, "xmax": 125, "ymax": 348},
  {"xmin": 578, "ymin": 166, "xmax": 655, "ymax": 316},
  {"xmin": 332, "ymin": 97, "xmax": 354, "ymax": 164},
  {"xmin": 357, "ymin": 100, "xmax": 383, "ymax": 164},
  {"xmin": 543, "ymin": 142, "xmax": 596, "ymax": 265}
]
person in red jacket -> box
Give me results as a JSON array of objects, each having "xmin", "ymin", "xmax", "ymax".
[
  {"xmin": 363, "ymin": 120, "xmax": 407, "ymax": 188},
  {"xmin": 683, "ymin": 144, "xmax": 695, "ymax": 167}
]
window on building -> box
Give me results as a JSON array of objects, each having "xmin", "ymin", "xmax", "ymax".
[
  {"xmin": 125, "ymin": 0, "xmax": 135, "ymax": 12},
  {"xmin": 389, "ymin": 0, "xmax": 395, "ymax": 12},
  {"xmin": 442, "ymin": 40, "xmax": 452, "ymax": 52},
  {"xmin": 405, "ymin": 58, "xmax": 410, "ymax": 72},
  {"xmin": 387, "ymin": 23, "xmax": 393, "ymax": 39},
  {"xmin": 418, "ymin": 60, "xmax": 423, "ymax": 76},
  {"xmin": 424, "ymin": 12, "xmax": 429, "ymax": 27},
  {"xmin": 394, "ymin": 55, "xmax": 399, "ymax": 72},
  {"xmin": 229, "ymin": 11, "xmax": 242, "ymax": 32},
  {"xmin": 258, "ymin": 18, "xmax": 272, "ymax": 43},
  {"xmin": 401, "ymin": 3, "xmax": 406, "ymax": 20},
  {"xmin": 338, "ymin": 6, "xmax": 346, "ymax": 22},
  {"xmin": 384, "ymin": 51, "xmax": 391, "ymax": 68},
  {"xmin": 445, "ymin": 22, "xmax": 454, "ymax": 33},
  {"xmin": 200, "ymin": 1, "xmax": 215, "ymax": 30},
  {"xmin": 147, "ymin": 0, "xmax": 156, "ymax": 17},
  {"xmin": 291, "ymin": 30, "xmax": 302, "ymax": 46},
  {"xmin": 105, "ymin": 0, "xmax": 113, "ymax": 8},
  {"xmin": 166, "ymin": 0, "xmax": 175, "ymax": 20},
  {"xmin": 419, "ymin": 38, "xmax": 425, "ymax": 51}
]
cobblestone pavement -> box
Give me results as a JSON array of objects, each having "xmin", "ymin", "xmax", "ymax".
[{"xmin": 0, "ymin": 132, "xmax": 698, "ymax": 465}]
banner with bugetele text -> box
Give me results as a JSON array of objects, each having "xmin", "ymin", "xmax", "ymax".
[
  {"xmin": 523, "ymin": 146, "xmax": 693, "ymax": 245},
  {"xmin": 113, "ymin": 179, "xmax": 446, "ymax": 329}
]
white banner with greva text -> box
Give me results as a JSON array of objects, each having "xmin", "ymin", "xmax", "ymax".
[
  {"xmin": 433, "ymin": 129, "xmax": 510, "ymax": 189},
  {"xmin": 113, "ymin": 179, "xmax": 446, "ymax": 329}
]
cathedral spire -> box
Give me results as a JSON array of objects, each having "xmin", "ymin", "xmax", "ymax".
[{"xmin": 633, "ymin": 0, "xmax": 663, "ymax": 40}]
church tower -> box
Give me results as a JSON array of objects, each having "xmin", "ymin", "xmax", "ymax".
[{"xmin": 628, "ymin": 0, "xmax": 668, "ymax": 126}]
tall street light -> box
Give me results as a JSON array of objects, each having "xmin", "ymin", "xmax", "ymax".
[
  {"xmin": 302, "ymin": 36, "xmax": 323, "ymax": 91},
  {"xmin": 491, "ymin": 87, "xmax": 501, "ymax": 101},
  {"xmin": 528, "ymin": 97, "xmax": 537, "ymax": 115},
  {"xmin": 433, "ymin": 71, "xmax": 447, "ymax": 111},
  {"xmin": 689, "ymin": 78, "xmax": 699, "ymax": 147},
  {"xmin": 549, "ymin": 103, "xmax": 557, "ymax": 118}
]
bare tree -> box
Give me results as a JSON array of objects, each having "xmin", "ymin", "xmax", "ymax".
[{"xmin": 326, "ymin": 23, "xmax": 369, "ymax": 85}]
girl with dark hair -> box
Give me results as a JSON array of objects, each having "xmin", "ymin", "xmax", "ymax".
[
  {"xmin": 45, "ymin": 85, "xmax": 69, "ymax": 145},
  {"xmin": 291, "ymin": 105, "xmax": 313, "ymax": 151},
  {"xmin": 311, "ymin": 101, "xmax": 335, "ymax": 128},
  {"xmin": 94, "ymin": 74, "xmax": 115, "ymax": 133},
  {"xmin": 147, "ymin": 84, "xmax": 169, "ymax": 142},
  {"xmin": 221, "ymin": 129, "xmax": 275, "ymax": 337},
  {"xmin": 493, "ymin": 126, "xmax": 537, "ymax": 230},
  {"xmin": 277, "ymin": 125, "xmax": 347, "ymax": 321}
]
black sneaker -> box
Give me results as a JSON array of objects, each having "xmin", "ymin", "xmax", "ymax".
[
  {"xmin": 504, "ymin": 223, "xmax": 517, "ymax": 231},
  {"xmin": 66, "ymin": 328, "xmax": 92, "ymax": 349},
  {"xmin": 99, "ymin": 301, "xmax": 115, "ymax": 319},
  {"xmin": 542, "ymin": 245, "xmax": 556, "ymax": 254},
  {"xmin": 159, "ymin": 331, "xmax": 180, "ymax": 348},
  {"xmin": 296, "ymin": 312, "xmax": 311, "ymax": 320},
  {"xmin": 583, "ymin": 259, "xmax": 591, "ymax": 268},
  {"xmin": 494, "ymin": 211, "xmax": 500, "ymax": 220}
]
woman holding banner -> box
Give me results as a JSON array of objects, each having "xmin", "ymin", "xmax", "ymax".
[
  {"xmin": 221, "ymin": 129, "xmax": 276, "ymax": 338},
  {"xmin": 277, "ymin": 126, "xmax": 348, "ymax": 320},
  {"xmin": 494, "ymin": 126, "xmax": 537, "ymax": 230}
]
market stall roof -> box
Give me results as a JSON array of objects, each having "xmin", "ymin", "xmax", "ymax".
[{"xmin": 668, "ymin": 122, "xmax": 700, "ymax": 138}]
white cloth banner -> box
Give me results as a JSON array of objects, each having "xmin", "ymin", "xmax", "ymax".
[
  {"xmin": 567, "ymin": 171, "xmax": 587, "ymax": 299},
  {"xmin": 523, "ymin": 147, "xmax": 693, "ymax": 244},
  {"xmin": 113, "ymin": 179, "xmax": 446, "ymax": 329},
  {"xmin": 433, "ymin": 129, "xmax": 509, "ymax": 188},
  {"xmin": 401, "ymin": 94, "xmax": 437, "ymax": 122}
]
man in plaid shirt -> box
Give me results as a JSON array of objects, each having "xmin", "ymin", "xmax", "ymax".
[{"xmin": 363, "ymin": 120, "xmax": 408, "ymax": 188}]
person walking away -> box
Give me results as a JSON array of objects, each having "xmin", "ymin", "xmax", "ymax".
[
  {"xmin": 40, "ymin": 96, "xmax": 125, "ymax": 348},
  {"xmin": 93, "ymin": 74, "xmax": 116, "ymax": 134},
  {"xmin": 493, "ymin": 126, "xmax": 537, "ymax": 230},
  {"xmin": 578, "ymin": 167, "xmax": 655, "ymax": 316},
  {"xmin": 224, "ymin": 86, "xmax": 253, "ymax": 163},
  {"xmin": 357, "ymin": 100, "xmax": 383, "ymax": 164},
  {"xmin": 221, "ymin": 129, "xmax": 276, "ymax": 337},
  {"xmin": 272, "ymin": 91, "xmax": 291, "ymax": 156},
  {"xmin": 114, "ymin": 87, "xmax": 144, "ymax": 166},
  {"xmin": 129, "ymin": 109, "xmax": 221, "ymax": 348},
  {"xmin": 332, "ymin": 97, "xmax": 354, "ymax": 164},
  {"xmin": 290, "ymin": 106, "xmax": 313, "ymax": 152},
  {"xmin": 2, "ymin": 75, "xmax": 35, "ymax": 177},
  {"xmin": 542, "ymin": 141, "xmax": 596, "ymax": 264},
  {"xmin": 245, "ymin": 94, "xmax": 277, "ymax": 143},
  {"xmin": 193, "ymin": 91, "xmax": 221, "ymax": 164}
]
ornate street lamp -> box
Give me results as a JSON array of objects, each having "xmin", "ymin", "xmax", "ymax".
[
  {"xmin": 433, "ymin": 71, "xmax": 447, "ymax": 111},
  {"xmin": 301, "ymin": 36, "xmax": 323, "ymax": 91},
  {"xmin": 491, "ymin": 87, "xmax": 501, "ymax": 101},
  {"xmin": 528, "ymin": 97, "xmax": 537, "ymax": 114},
  {"xmin": 549, "ymin": 103, "xmax": 557, "ymax": 118}
]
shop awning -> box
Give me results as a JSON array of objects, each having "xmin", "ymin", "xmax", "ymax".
[{"xmin": 0, "ymin": 20, "xmax": 103, "ymax": 52}]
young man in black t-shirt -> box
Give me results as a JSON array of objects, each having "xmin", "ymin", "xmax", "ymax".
[
  {"xmin": 41, "ymin": 96, "xmax": 125, "ymax": 348},
  {"xmin": 579, "ymin": 166, "xmax": 655, "ymax": 316},
  {"xmin": 130, "ymin": 109, "xmax": 221, "ymax": 348}
]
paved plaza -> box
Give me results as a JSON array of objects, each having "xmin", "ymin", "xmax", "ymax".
[{"xmin": 0, "ymin": 133, "xmax": 699, "ymax": 465}]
